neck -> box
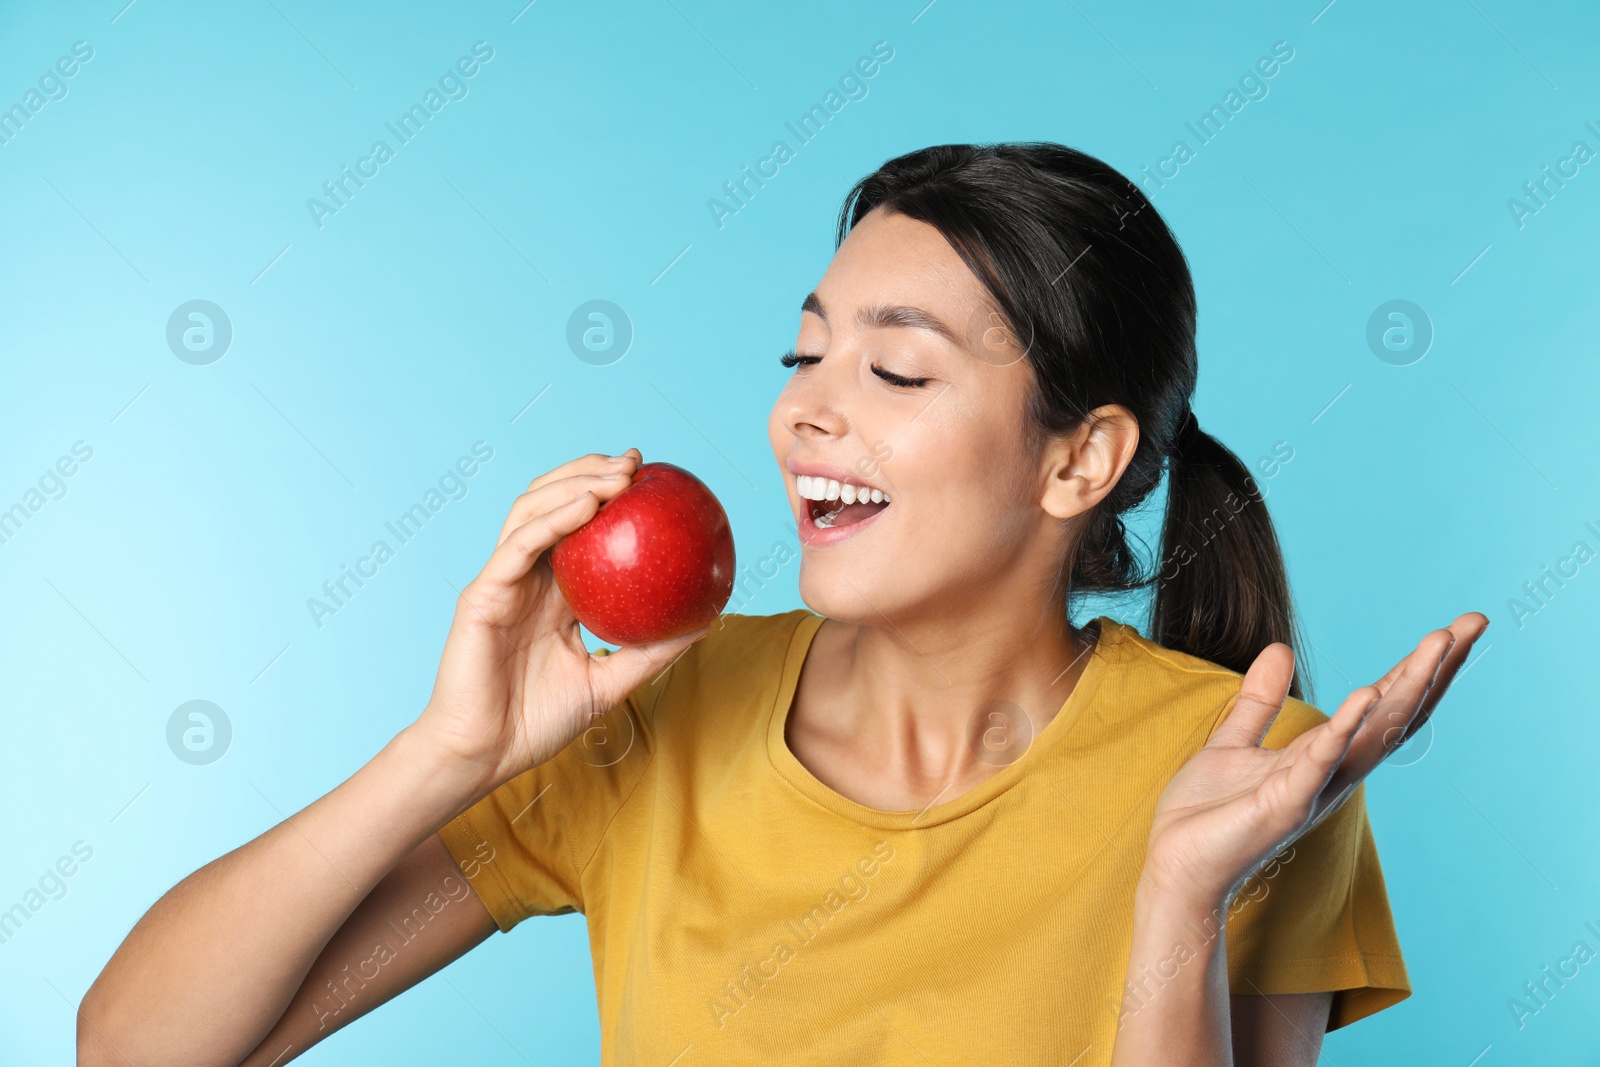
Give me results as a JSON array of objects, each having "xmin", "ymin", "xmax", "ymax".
[{"xmin": 820, "ymin": 591, "xmax": 1096, "ymax": 785}]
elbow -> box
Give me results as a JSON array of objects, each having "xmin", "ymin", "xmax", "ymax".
[
  {"xmin": 77, "ymin": 979, "xmax": 134, "ymax": 1067},
  {"xmin": 77, "ymin": 997, "xmax": 120, "ymax": 1067}
]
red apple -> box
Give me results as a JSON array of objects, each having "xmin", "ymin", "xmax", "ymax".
[{"xmin": 550, "ymin": 461, "xmax": 736, "ymax": 646}]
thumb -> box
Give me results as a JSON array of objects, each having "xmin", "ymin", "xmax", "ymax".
[
  {"xmin": 1208, "ymin": 643, "xmax": 1294, "ymax": 750},
  {"xmin": 589, "ymin": 622, "xmax": 715, "ymax": 706}
]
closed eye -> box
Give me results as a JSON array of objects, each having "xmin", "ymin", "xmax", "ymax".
[
  {"xmin": 778, "ymin": 349, "xmax": 930, "ymax": 389},
  {"xmin": 778, "ymin": 349, "xmax": 820, "ymax": 369},
  {"xmin": 871, "ymin": 364, "xmax": 930, "ymax": 389}
]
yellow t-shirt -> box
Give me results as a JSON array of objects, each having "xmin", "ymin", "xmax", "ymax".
[{"xmin": 437, "ymin": 609, "xmax": 1410, "ymax": 1065}]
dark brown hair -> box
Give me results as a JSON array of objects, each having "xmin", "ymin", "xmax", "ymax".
[{"xmin": 836, "ymin": 142, "xmax": 1312, "ymax": 700}]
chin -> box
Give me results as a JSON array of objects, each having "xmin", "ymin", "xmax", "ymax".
[{"xmin": 797, "ymin": 566, "xmax": 896, "ymax": 626}]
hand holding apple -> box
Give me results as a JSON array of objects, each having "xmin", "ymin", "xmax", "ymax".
[
  {"xmin": 551, "ymin": 460, "xmax": 736, "ymax": 646},
  {"xmin": 415, "ymin": 450, "xmax": 723, "ymax": 792}
]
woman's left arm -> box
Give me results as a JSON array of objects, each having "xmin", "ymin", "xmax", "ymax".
[{"xmin": 1108, "ymin": 612, "xmax": 1488, "ymax": 1067}]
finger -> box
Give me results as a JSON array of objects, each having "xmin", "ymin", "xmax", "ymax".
[
  {"xmin": 495, "ymin": 471, "xmax": 635, "ymax": 545},
  {"xmin": 1302, "ymin": 692, "xmax": 1383, "ymax": 830},
  {"xmin": 1272, "ymin": 682, "xmax": 1381, "ymax": 764},
  {"xmin": 522, "ymin": 451, "xmax": 642, "ymax": 498},
  {"xmin": 1410, "ymin": 612, "xmax": 1488, "ymax": 724},
  {"xmin": 1253, "ymin": 689, "xmax": 1375, "ymax": 841},
  {"xmin": 1281, "ymin": 687, "xmax": 1373, "ymax": 805},
  {"xmin": 1367, "ymin": 628, "xmax": 1455, "ymax": 754},
  {"xmin": 1325, "ymin": 631, "xmax": 1457, "ymax": 798},
  {"xmin": 589, "ymin": 623, "xmax": 713, "ymax": 707},
  {"xmin": 1208, "ymin": 643, "xmax": 1294, "ymax": 749},
  {"xmin": 1368, "ymin": 613, "xmax": 1485, "ymax": 698},
  {"xmin": 476, "ymin": 490, "xmax": 603, "ymax": 592}
]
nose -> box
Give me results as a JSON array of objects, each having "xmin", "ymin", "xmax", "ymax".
[{"xmin": 780, "ymin": 358, "xmax": 851, "ymax": 442}]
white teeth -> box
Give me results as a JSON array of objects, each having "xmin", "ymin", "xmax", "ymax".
[{"xmin": 794, "ymin": 473, "xmax": 891, "ymax": 505}]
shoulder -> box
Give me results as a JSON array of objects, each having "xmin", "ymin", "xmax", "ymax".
[
  {"xmin": 595, "ymin": 608, "xmax": 820, "ymax": 723},
  {"xmin": 672, "ymin": 609, "xmax": 819, "ymax": 699},
  {"xmin": 1094, "ymin": 617, "xmax": 1330, "ymax": 751},
  {"xmin": 701, "ymin": 608, "xmax": 821, "ymax": 660},
  {"xmin": 667, "ymin": 608, "xmax": 818, "ymax": 682}
]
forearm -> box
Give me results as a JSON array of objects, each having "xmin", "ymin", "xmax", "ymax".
[
  {"xmin": 80, "ymin": 722, "xmax": 487, "ymax": 1067},
  {"xmin": 1108, "ymin": 877, "xmax": 1233, "ymax": 1067}
]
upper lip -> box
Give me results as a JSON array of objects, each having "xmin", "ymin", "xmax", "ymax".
[{"xmin": 784, "ymin": 459, "xmax": 887, "ymax": 494}]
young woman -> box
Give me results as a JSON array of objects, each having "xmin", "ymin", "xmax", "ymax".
[{"xmin": 80, "ymin": 142, "xmax": 1485, "ymax": 1066}]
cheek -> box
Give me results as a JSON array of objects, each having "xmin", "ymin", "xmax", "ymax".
[
  {"xmin": 766, "ymin": 398, "xmax": 786, "ymax": 451},
  {"xmin": 898, "ymin": 436, "xmax": 1034, "ymax": 549}
]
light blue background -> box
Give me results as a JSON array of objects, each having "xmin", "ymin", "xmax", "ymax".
[{"xmin": 2, "ymin": 0, "xmax": 1597, "ymax": 1063}]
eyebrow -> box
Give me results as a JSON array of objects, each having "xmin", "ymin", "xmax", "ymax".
[{"xmin": 800, "ymin": 291, "xmax": 961, "ymax": 346}]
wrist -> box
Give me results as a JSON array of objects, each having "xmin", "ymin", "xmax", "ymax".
[
  {"xmin": 385, "ymin": 721, "xmax": 500, "ymax": 825},
  {"xmin": 1114, "ymin": 868, "xmax": 1235, "ymax": 1063},
  {"xmin": 1135, "ymin": 866, "xmax": 1230, "ymax": 927}
]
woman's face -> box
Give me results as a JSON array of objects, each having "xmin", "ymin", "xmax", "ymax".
[{"xmin": 767, "ymin": 206, "xmax": 1070, "ymax": 626}]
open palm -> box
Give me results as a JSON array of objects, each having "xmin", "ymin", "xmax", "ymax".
[{"xmin": 1142, "ymin": 613, "xmax": 1488, "ymax": 908}]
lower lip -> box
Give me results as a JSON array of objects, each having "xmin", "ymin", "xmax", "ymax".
[{"xmin": 795, "ymin": 501, "xmax": 889, "ymax": 546}]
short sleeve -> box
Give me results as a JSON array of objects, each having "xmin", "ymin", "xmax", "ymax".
[
  {"xmin": 435, "ymin": 648, "xmax": 663, "ymax": 933},
  {"xmin": 1222, "ymin": 697, "xmax": 1412, "ymax": 1030}
]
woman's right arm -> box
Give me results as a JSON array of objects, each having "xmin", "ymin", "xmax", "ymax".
[
  {"xmin": 78, "ymin": 449, "xmax": 713, "ymax": 1067},
  {"xmin": 79, "ymin": 728, "xmax": 495, "ymax": 1067}
]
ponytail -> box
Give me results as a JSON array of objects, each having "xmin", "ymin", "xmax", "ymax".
[{"xmin": 1152, "ymin": 412, "xmax": 1312, "ymax": 703}]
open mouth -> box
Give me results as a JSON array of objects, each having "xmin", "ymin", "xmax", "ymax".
[{"xmin": 797, "ymin": 474, "xmax": 892, "ymax": 529}]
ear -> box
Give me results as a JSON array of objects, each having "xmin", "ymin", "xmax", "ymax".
[{"xmin": 1039, "ymin": 404, "xmax": 1141, "ymax": 521}]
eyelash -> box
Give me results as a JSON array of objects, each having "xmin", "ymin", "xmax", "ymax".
[{"xmin": 778, "ymin": 349, "xmax": 930, "ymax": 389}]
